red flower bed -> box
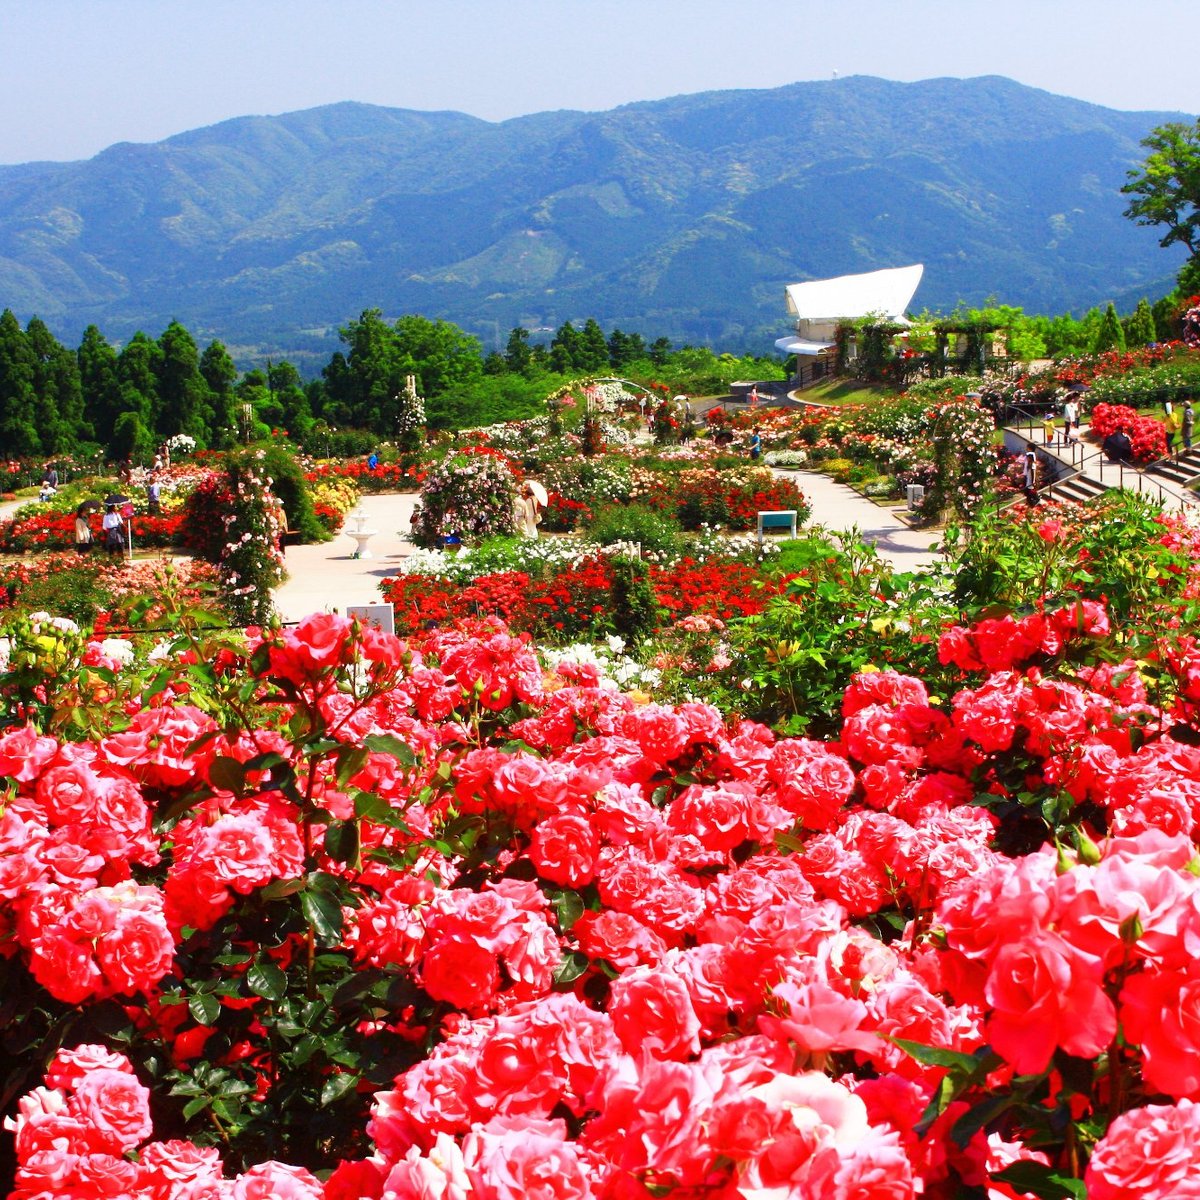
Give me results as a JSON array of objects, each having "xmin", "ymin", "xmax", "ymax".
[
  {"xmin": 381, "ymin": 556, "xmax": 781, "ymax": 639},
  {"xmin": 0, "ymin": 509, "xmax": 185, "ymax": 553},
  {"xmin": 1089, "ymin": 402, "xmax": 1167, "ymax": 461}
]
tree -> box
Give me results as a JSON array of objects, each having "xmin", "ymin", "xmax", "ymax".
[
  {"xmin": 504, "ymin": 326, "xmax": 534, "ymax": 375},
  {"xmin": 1124, "ymin": 298, "xmax": 1158, "ymax": 348},
  {"xmin": 199, "ymin": 340, "xmax": 240, "ymax": 447},
  {"xmin": 26, "ymin": 316, "xmax": 82, "ymax": 452},
  {"xmin": 1094, "ymin": 303, "xmax": 1126, "ymax": 354},
  {"xmin": 114, "ymin": 332, "xmax": 162, "ymax": 462},
  {"xmin": 0, "ymin": 308, "xmax": 40, "ymax": 456},
  {"xmin": 550, "ymin": 322, "xmax": 582, "ymax": 372},
  {"xmin": 649, "ymin": 336, "xmax": 673, "ymax": 366},
  {"xmin": 157, "ymin": 321, "xmax": 211, "ymax": 443},
  {"xmin": 392, "ymin": 315, "xmax": 482, "ymax": 401},
  {"xmin": 78, "ymin": 325, "xmax": 122, "ymax": 449},
  {"xmin": 1122, "ymin": 120, "xmax": 1200, "ymax": 286},
  {"xmin": 330, "ymin": 309, "xmax": 412, "ymax": 433},
  {"xmin": 577, "ymin": 319, "xmax": 610, "ymax": 372}
]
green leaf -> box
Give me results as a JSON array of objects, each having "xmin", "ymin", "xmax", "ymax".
[
  {"xmin": 354, "ymin": 791, "xmax": 409, "ymax": 828},
  {"xmin": 552, "ymin": 889, "xmax": 585, "ymax": 931},
  {"xmin": 335, "ymin": 745, "xmax": 370, "ymax": 789},
  {"xmin": 260, "ymin": 877, "xmax": 307, "ymax": 901},
  {"xmin": 188, "ymin": 993, "xmax": 221, "ymax": 1025},
  {"xmin": 363, "ymin": 732, "xmax": 417, "ymax": 767},
  {"xmin": 246, "ymin": 962, "xmax": 288, "ymax": 1002},
  {"xmin": 301, "ymin": 883, "xmax": 345, "ymax": 945},
  {"xmin": 324, "ymin": 820, "xmax": 361, "ymax": 865},
  {"xmin": 320, "ymin": 1071, "xmax": 360, "ymax": 1106},
  {"xmin": 207, "ymin": 756, "xmax": 246, "ymax": 797},
  {"xmin": 181, "ymin": 1095, "xmax": 212, "ymax": 1119},
  {"xmin": 888, "ymin": 1038, "xmax": 998, "ymax": 1073},
  {"xmin": 992, "ymin": 1163, "xmax": 1087, "ymax": 1199},
  {"xmin": 554, "ymin": 950, "xmax": 591, "ymax": 985}
]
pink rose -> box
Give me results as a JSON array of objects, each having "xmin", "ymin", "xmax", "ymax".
[
  {"xmin": 420, "ymin": 937, "xmax": 500, "ymax": 1014},
  {"xmin": 608, "ymin": 965, "xmax": 702, "ymax": 1059},
  {"xmin": 530, "ymin": 813, "xmax": 598, "ymax": 887},
  {"xmin": 230, "ymin": 1159, "xmax": 324, "ymax": 1199},
  {"xmin": 985, "ymin": 930, "xmax": 1115, "ymax": 1075},
  {"xmin": 1086, "ymin": 1098, "xmax": 1200, "ymax": 1199},
  {"xmin": 70, "ymin": 1067, "xmax": 153, "ymax": 1153}
]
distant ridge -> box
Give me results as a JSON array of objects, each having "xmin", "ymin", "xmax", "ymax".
[{"xmin": 0, "ymin": 77, "xmax": 1189, "ymax": 366}]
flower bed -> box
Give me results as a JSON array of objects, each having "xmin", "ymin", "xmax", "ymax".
[
  {"xmin": 0, "ymin": 507, "xmax": 185, "ymax": 553},
  {"xmin": 381, "ymin": 553, "xmax": 783, "ymax": 640},
  {"xmin": 5, "ymin": 588, "xmax": 1200, "ymax": 1196}
]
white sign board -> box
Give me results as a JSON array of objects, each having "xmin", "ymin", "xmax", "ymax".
[{"xmin": 346, "ymin": 603, "xmax": 395, "ymax": 636}]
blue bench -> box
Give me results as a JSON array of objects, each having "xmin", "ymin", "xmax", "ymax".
[{"xmin": 757, "ymin": 509, "xmax": 798, "ymax": 543}]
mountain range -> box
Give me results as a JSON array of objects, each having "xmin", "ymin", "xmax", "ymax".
[{"xmin": 0, "ymin": 75, "xmax": 1190, "ymax": 369}]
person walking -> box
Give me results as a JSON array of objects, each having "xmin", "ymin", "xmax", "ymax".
[
  {"xmin": 147, "ymin": 474, "xmax": 162, "ymax": 515},
  {"xmin": 1063, "ymin": 397, "xmax": 1079, "ymax": 443},
  {"xmin": 1164, "ymin": 402, "xmax": 1180, "ymax": 452},
  {"xmin": 1183, "ymin": 399, "xmax": 1195, "ymax": 450},
  {"xmin": 514, "ymin": 482, "xmax": 542, "ymax": 538},
  {"xmin": 1022, "ymin": 448, "xmax": 1039, "ymax": 502},
  {"xmin": 74, "ymin": 510, "xmax": 93, "ymax": 555},
  {"xmin": 749, "ymin": 427, "xmax": 762, "ymax": 461},
  {"xmin": 102, "ymin": 504, "xmax": 125, "ymax": 556}
]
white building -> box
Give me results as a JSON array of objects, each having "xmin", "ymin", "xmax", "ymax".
[{"xmin": 774, "ymin": 264, "xmax": 924, "ymax": 382}]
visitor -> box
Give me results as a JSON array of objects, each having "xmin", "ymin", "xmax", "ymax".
[
  {"xmin": 367, "ymin": 450, "xmax": 379, "ymax": 471},
  {"xmin": 1063, "ymin": 396, "xmax": 1079, "ymax": 442},
  {"xmin": 42, "ymin": 463, "xmax": 59, "ymax": 489},
  {"xmin": 1183, "ymin": 400, "xmax": 1195, "ymax": 451},
  {"xmin": 1022, "ymin": 448, "xmax": 1038, "ymax": 501},
  {"xmin": 1102, "ymin": 429, "xmax": 1133, "ymax": 464},
  {"xmin": 1165, "ymin": 402, "xmax": 1180, "ymax": 452},
  {"xmin": 74, "ymin": 510, "xmax": 93, "ymax": 555},
  {"xmin": 749, "ymin": 427, "xmax": 762, "ymax": 460},
  {"xmin": 147, "ymin": 474, "xmax": 161, "ymax": 515},
  {"xmin": 153, "ymin": 452, "xmax": 164, "ymax": 473},
  {"xmin": 514, "ymin": 483, "xmax": 541, "ymax": 538},
  {"xmin": 38, "ymin": 480, "xmax": 56, "ymax": 503},
  {"xmin": 1043, "ymin": 416, "xmax": 1057, "ymax": 446},
  {"xmin": 102, "ymin": 504, "xmax": 125, "ymax": 556}
]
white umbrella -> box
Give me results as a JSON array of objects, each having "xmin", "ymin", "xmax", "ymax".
[{"xmin": 525, "ymin": 480, "xmax": 549, "ymax": 508}]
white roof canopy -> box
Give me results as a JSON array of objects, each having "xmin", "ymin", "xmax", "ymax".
[
  {"xmin": 775, "ymin": 335, "xmax": 835, "ymax": 356},
  {"xmin": 785, "ymin": 264, "xmax": 924, "ymax": 324}
]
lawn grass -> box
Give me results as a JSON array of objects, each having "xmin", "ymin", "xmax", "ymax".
[{"xmin": 801, "ymin": 378, "xmax": 897, "ymax": 406}]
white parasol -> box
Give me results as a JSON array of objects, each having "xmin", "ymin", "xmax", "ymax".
[{"xmin": 525, "ymin": 480, "xmax": 549, "ymax": 508}]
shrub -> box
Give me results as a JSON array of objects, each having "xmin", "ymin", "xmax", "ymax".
[
  {"xmin": 823, "ymin": 457, "xmax": 854, "ymax": 482},
  {"xmin": 587, "ymin": 503, "xmax": 683, "ymax": 559},
  {"xmin": 410, "ymin": 449, "xmax": 518, "ymax": 548},
  {"xmin": 254, "ymin": 445, "xmax": 326, "ymax": 542}
]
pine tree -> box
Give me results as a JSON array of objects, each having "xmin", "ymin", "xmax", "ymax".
[
  {"xmin": 78, "ymin": 325, "xmax": 122, "ymax": 448},
  {"xmin": 1124, "ymin": 298, "xmax": 1158, "ymax": 347},
  {"xmin": 1094, "ymin": 303, "xmax": 1126, "ymax": 353},
  {"xmin": 0, "ymin": 309, "xmax": 41, "ymax": 455},
  {"xmin": 578, "ymin": 319, "xmax": 610, "ymax": 372}
]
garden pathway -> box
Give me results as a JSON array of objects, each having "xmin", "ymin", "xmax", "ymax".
[{"xmin": 773, "ymin": 469, "xmax": 942, "ymax": 573}]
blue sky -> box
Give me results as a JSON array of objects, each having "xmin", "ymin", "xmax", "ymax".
[{"xmin": 0, "ymin": 0, "xmax": 1195, "ymax": 165}]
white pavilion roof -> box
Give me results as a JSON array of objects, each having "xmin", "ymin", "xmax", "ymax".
[{"xmin": 784, "ymin": 264, "xmax": 924, "ymax": 324}]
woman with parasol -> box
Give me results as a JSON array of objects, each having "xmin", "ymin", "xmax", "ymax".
[
  {"xmin": 75, "ymin": 500, "xmax": 99, "ymax": 554},
  {"xmin": 102, "ymin": 495, "xmax": 128, "ymax": 557},
  {"xmin": 514, "ymin": 479, "xmax": 547, "ymax": 538}
]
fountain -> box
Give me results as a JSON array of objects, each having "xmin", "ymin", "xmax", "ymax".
[{"xmin": 344, "ymin": 505, "xmax": 378, "ymax": 559}]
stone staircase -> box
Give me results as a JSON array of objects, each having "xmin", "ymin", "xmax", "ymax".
[
  {"xmin": 1145, "ymin": 446, "xmax": 1200, "ymax": 490},
  {"xmin": 1005, "ymin": 425, "xmax": 1199, "ymax": 512}
]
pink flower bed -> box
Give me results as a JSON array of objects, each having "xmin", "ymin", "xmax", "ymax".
[{"xmin": 3, "ymin": 603, "xmax": 1200, "ymax": 1196}]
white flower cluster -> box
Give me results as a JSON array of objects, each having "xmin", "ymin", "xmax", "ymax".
[{"xmin": 540, "ymin": 636, "xmax": 663, "ymax": 692}]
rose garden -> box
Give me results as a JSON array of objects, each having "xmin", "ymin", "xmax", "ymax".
[{"xmin": 3, "ymin": 313, "xmax": 1200, "ymax": 1200}]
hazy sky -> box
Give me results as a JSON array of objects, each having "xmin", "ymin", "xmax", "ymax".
[{"xmin": 1, "ymin": 0, "xmax": 1195, "ymax": 165}]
